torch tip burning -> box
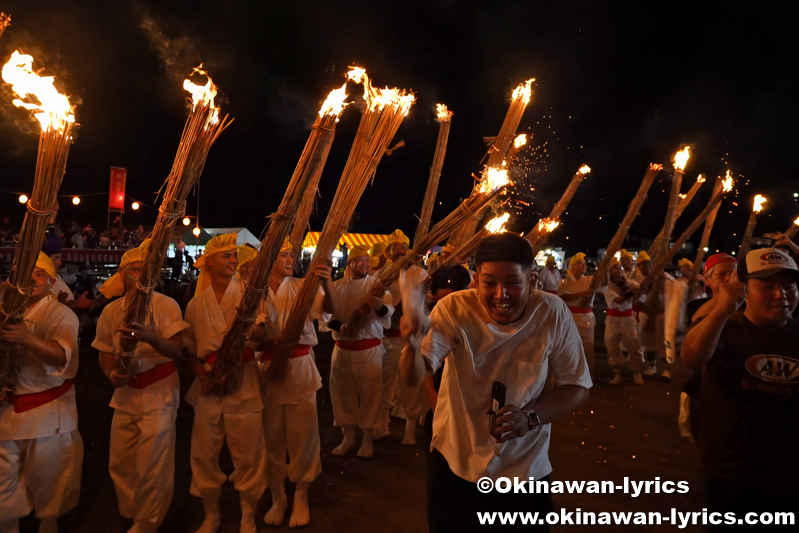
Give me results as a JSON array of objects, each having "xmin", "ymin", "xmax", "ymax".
[
  {"xmin": 579, "ymin": 164, "xmax": 591, "ymax": 175},
  {"xmin": 697, "ymin": 174, "xmax": 706, "ymax": 183},
  {"xmin": 319, "ymin": 83, "xmax": 350, "ymax": 119},
  {"xmin": 478, "ymin": 166, "xmax": 510, "ymax": 194},
  {"xmin": 183, "ymin": 64, "xmax": 220, "ymax": 124},
  {"xmin": 435, "ymin": 103, "xmax": 453, "ymax": 122},
  {"xmin": 485, "ymin": 213, "xmax": 510, "ymax": 234},
  {"xmin": 674, "ymin": 146, "xmax": 691, "ymax": 172},
  {"xmin": 511, "ymin": 79, "xmax": 535, "ymax": 105},
  {"xmin": 514, "ymin": 134, "xmax": 527, "ymax": 149},
  {"xmin": 0, "ymin": 12, "xmax": 10, "ymax": 35},
  {"xmin": 346, "ymin": 66, "xmax": 367, "ymax": 84},
  {"xmin": 794, "ymin": 217, "xmax": 799, "ymax": 227},
  {"xmin": 722, "ymin": 171, "xmax": 734, "ymax": 193},
  {"xmin": 753, "ymin": 194, "xmax": 767, "ymax": 214},
  {"xmin": 537, "ymin": 218, "xmax": 560, "ymax": 234}
]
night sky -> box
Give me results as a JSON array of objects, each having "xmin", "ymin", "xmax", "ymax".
[{"xmin": 1, "ymin": 1, "xmax": 798, "ymax": 257}]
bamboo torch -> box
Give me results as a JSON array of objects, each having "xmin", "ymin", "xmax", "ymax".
[
  {"xmin": 266, "ymin": 67, "xmax": 414, "ymax": 382},
  {"xmin": 504, "ymin": 134, "xmax": 527, "ymax": 164},
  {"xmin": 439, "ymin": 213, "xmax": 510, "ymax": 269},
  {"xmin": 650, "ymin": 173, "xmax": 705, "ymax": 254},
  {"xmin": 588, "ymin": 164, "xmax": 662, "ymax": 293},
  {"xmin": 525, "ymin": 164, "xmax": 590, "ymax": 251},
  {"xmin": 650, "ymin": 147, "xmax": 690, "ymax": 261},
  {"xmin": 212, "ymin": 84, "xmax": 350, "ymax": 395},
  {"xmin": 529, "ymin": 218, "xmax": 562, "ymax": 257},
  {"xmin": 1, "ymin": 51, "xmax": 76, "ymax": 392},
  {"xmin": 786, "ymin": 217, "xmax": 799, "ymax": 239},
  {"xmin": 450, "ymin": 79, "xmax": 534, "ymax": 246},
  {"xmin": 413, "ymin": 104, "xmax": 453, "ymax": 246},
  {"xmin": 692, "ymin": 173, "xmax": 732, "ymax": 274},
  {"xmin": 120, "ymin": 66, "xmax": 232, "ymax": 375},
  {"xmin": 0, "ymin": 13, "xmax": 10, "ymax": 39},
  {"xmin": 738, "ymin": 194, "xmax": 767, "ymax": 257}
]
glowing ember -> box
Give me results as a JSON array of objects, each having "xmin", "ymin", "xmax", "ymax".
[
  {"xmin": 478, "ymin": 166, "xmax": 510, "ymax": 194},
  {"xmin": 650, "ymin": 163, "xmax": 663, "ymax": 171},
  {"xmin": 514, "ymin": 134, "xmax": 527, "ymax": 149},
  {"xmin": 318, "ymin": 83, "xmax": 349, "ymax": 119},
  {"xmin": 183, "ymin": 64, "xmax": 219, "ymax": 124},
  {"xmin": 752, "ymin": 194, "xmax": 767, "ymax": 214},
  {"xmin": 673, "ymin": 147, "xmax": 690, "ymax": 171},
  {"xmin": 678, "ymin": 193, "xmax": 687, "ymax": 200},
  {"xmin": 485, "ymin": 213, "xmax": 510, "ymax": 234},
  {"xmin": 2, "ymin": 50, "xmax": 75, "ymax": 132},
  {"xmin": 579, "ymin": 165, "xmax": 591, "ymax": 174},
  {"xmin": 794, "ymin": 217, "xmax": 799, "ymax": 226},
  {"xmin": 346, "ymin": 66, "xmax": 366, "ymax": 83},
  {"xmin": 697, "ymin": 174, "xmax": 706, "ymax": 183},
  {"xmin": 511, "ymin": 79, "xmax": 535, "ymax": 105},
  {"xmin": 722, "ymin": 171, "xmax": 734, "ymax": 193},
  {"xmin": 536, "ymin": 217, "xmax": 560, "ymax": 233},
  {"xmin": 0, "ymin": 13, "xmax": 10, "ymax": 36},
  {"xmin": 435, "ymin": 103, "xmax": 453, "ymax": 122}
]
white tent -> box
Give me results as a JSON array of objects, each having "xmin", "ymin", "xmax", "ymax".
[{"xmin": 201, "ymin": 227, "xmax": 261, "ymax": 247}]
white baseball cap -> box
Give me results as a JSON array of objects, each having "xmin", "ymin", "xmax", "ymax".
[{"xmin": 738, "ymin": 247, "xmax": 799, "ymax": 280}]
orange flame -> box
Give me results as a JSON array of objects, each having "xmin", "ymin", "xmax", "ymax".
[
  {"xmin": 536, "ymin": 218, "xmax": 560, "ymax": 233},
  {"xmin": 435, "ymin": 103, "xmax": 453, "ymax": 122},
  {"xmin": 478, "ymin": 166, "xmax": 510, "ymax": 194},
  {"xmin": 319, "ymin": 83, "xmax": 349, "ymax": 119},
  {"xmin": 513, "ymin": 134, "xmax": 527, "ymax": 149},
  {"xmin": 345, "ymin": 66, "xmax": 414, "ymax": 115},
  {"xmin": 579, "ymin": 165, "xmax": 591, "ymax": 175},
  {"xmin": 183, "ymin": 65, "xmax": 219, "ymax": 125},
  {"xmin": 697, "ymin": 174, "xmax": 706, "ymax": 183},
  {"xmin": 650, "ymin": 163, "xmax": 663, "ymax": 171},
  {"xmin": 722, "ymin": 171, "xmax": 734, "ymax": 193},
  {"xmin": 2, "ymin": 51, "xmax": 75, "ymax": 132},
  {"xmin": 794, "ymin": 217, "xmax": 799, "ymax": 226},
  {"xmin": 752, "ymin": 194, "xmax": 767, "ymax": 214},
  {"xmin": 511, "ymin": 79, "xmax": 535, "ymax": 105},
  {"xmin": 346, "ymin": 66, "xmax": 366, "ymax": 84},
  {"xmin": 674, "ymin": 146, "xmax": 690, "ymax": 171},
  {"xmin": 0, "ymin": 13, "xmax": 10, "ymax": 36},
  {"xmin": 485, "ymin": 213, "xmax": 510, "ymax": 234},
  {"xmin": 678, "ymin": 193, "xmax": 687, "ymax": 200}
]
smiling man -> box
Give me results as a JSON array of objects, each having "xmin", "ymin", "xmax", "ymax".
[
  {"xmin": 681, "ymin": 246, "xmax": 799, "ymax": 523},
  {"xmin": 400, "ymin": 233, "xmax": 591, "ymax": 532}
]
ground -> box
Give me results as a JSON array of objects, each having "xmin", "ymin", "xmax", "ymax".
[{"xmin": 19, "ymin": 297, "xmax": 704, "ymax": 532}]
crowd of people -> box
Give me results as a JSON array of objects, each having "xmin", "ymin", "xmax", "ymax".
[{"xmin": 1, "ymin": 222, "xmax": 798, "ymax": 532}]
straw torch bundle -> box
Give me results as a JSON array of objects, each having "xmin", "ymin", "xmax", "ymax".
[
  {"xmin": 785, "ymin": 217, "xmax": 799, "ymax": 239},
  {"xmin": 692, "ymin": 173, "xmax": 732, "ymax": 275},
  {"xmin": 738, "ymin": 194, "xmax": 767, "ymax": 257},
  {"xmin": 0, "ymin": 51, "xmax": 76, "ymax": 391},
  {"xmin": 0, "ymin": 13, "xmax": 10, "ymax": 39},
  {"xmin": 344, "ymin": 167, "xmax": 511, "ymax": 332},
  {"xmin": 413, "ymin": 104, "xmax": 453, "ymax": 246},
  {"xmin": 650, "ymin": 147, "xmax": 690, "ymax": 261},
  {"xmin": 120, "ymin": 67, "xmax": 232, "ymax": 372},
  {"xmin": 588, "ymin": 164, "xmax": 662, "ymax": 293},
  {"xmin": 211, "ymin": 84, "xmax": 350, "ymax": 395},
  {"xmin": 525, "ymin": 164, "xmax": 590, "ymax": 252},
  {"xmin": 450, "ymin": 79, "xmax": 534, "ymax": 246},
  {"xmin": 266, "ymin": 67, "xmax": 414, "ymax": 382},
  {"xmin": 289, "ymin": 86, "xmax": 351, "ymax": 257},
  {"xmin": 649, "ymin": 173, "xmax": 705, "ymax": 257},
  {"xmin": 439, "ymin": 213, "xmax": 509, "ymax": 269}
]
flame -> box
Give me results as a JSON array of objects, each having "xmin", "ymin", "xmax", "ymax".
[
  {"xmin": 579, "ymin": 165, "xmax": 591, "ymax": 175},
  {"xmin": 318, "ymin": 83, "xmax": 349, "ymax": 119},
  {"xmin": 650, "ymin": 163, "xmax": 663, "ymax": 171},
  {"xmin": 752, "ymin": 194, "xmax": 766, "ymax": 214},
  {"xmin": 1, "ymin": 51, "xmax": 75, "ymax": 132},
  {"xmin": 0, "ymin": 13, "xmax": 10, "ymax": 36},
  {"xmin": 678, "ymin": 193, "xmax": 687, "ymax": 199},
  {"xmin": 485, "ymin": 213, "xmax": 510, "ymax": 234},
  {"xmin": 511, "ymin": 79, "xmax": 535, "ymax": 105},
  {"xmin": 368, "ymin": 87, "xmax": 415, "ymax": 115},
  {"xmin": 513, "ymin": 134, "xmax": 527, "ymax": 149},
  {"xmin": 674, "ymin": 146, "xmax": 690, "ymax": 171},
  {"xmin": 183, "ymin": 65, "xmax": 219, "ymax": 125},
  {"xmin": 794, "ymin": 217, "xmax": 799, "ymax": 227},
  {"xmin": 536, "ymin": 217, "xmax": 560, "ymax": 233},
  {"xmin": 722, "ymin": 171, "xmax": 734, "ymax": 193},
  {"xmin": 478, "ymin": 166, "xmax": 510, "ymax": 194},
  {"xmin": 346, "ymin": 66, "xmax": 366, "ymax": 83},
  {"xmin": 435, "ymin": 103, "xmax": 453, "ymax": 122},
  {"xmin": 697, "ymin": 174, "xmax": 706, "ymax": 183}
]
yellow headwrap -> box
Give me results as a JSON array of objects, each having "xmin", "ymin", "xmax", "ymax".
[
  {"xmin": 427, "ymin": 252, "xmax": 439, "ymax": 265},
  {"xmin": 99, "ymin": 240, "xmax": 150, "ymax": 299},
  {"xmin": 349, "ymin": 244, "xmax": 371, "ymax": 262},
  {"xmin": 35, "ymin": 252, "xmax": 56, "ymax": 281},
  {"xmin": 236, "ymin": 244, "xmax": 258, "ymax": 279},
  {"xmin": 442, "ymin": 244, "xmax": 455, "ymax": 254},
  {"xmin": 370, "ymin": 242, "xmax": 386, "ymax": 269},
  {"xmin": 636, "ymin": 251, "xmax": 652, "ymax": 266},
  {"xmin": 568, "ymin": 252, "xmax": 586, "ymax": 277},
  {"xmin": 545, "ymin": 255, "xmax": 556, "ymax": 266},
  {"xmin": 609, "ymin": 257, "xmax": 621, "ymax": 268},
  {"xmin": 384, "ymin": 229, "xmax": 410, "ymax": 257},
  {"xmin": 678, "ymin": 258, "xmax": 693, "ymax": 268},
  {"xmin": 619, "ymin": 249, "xmax": 633, "ymax": 261},
  {"xmin": 194, "ymin": 233, "xmax": 239, "ymax": 296},
  {"xmin": 281, "ymin": 237, "xmax": 292, "ymax": 253}
]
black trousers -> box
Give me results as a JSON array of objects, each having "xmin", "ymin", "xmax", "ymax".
[{"xmin": 427, "ymin": 449, "xmax": 553, "ymax": 532}]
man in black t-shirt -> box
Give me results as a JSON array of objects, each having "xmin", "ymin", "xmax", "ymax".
[{"xmin": 682, "ymin": 247, "xmax": 799, "ymax": 522}]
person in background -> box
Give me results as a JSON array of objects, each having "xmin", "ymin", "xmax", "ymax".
[{"xmin": 538, "ymin": 256, "xmax": 561, "ymax": 294}]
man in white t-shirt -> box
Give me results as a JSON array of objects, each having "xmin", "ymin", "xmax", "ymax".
[
  {"xmin": 400, "ymin": 234, "xmax": 591, "ymax": 532},
  {"xmin": 538, "ymin": 256, "xmax": 561, "ymax": 294}
]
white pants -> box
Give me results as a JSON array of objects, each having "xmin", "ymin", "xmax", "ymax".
[
  {"xmin": 380, "ymin": 337, "xmax": 403, "ymax": 419},
  {"xmin": 110, "ymin": 409, "xmax": 176, "ymax": 527},
  {"xmin": 189, "ymin": 410, "xmax": 267, "ymax": 501},
  {"xmin": 0, "ymin": 430, "xmax": 83, "ymax": 521},
  {"xmin": 330, "ymin": 345, "xmax": 383, "ymax": 429},
  {"xmin": 263, "ymin": 392, "xmax": 321, "ymax": 488},
  {"xmin": 639, "ymin": 312, "xmax": 666, "ymax": 364},
  {"xmin": 577, "ymin": 325, "xmax": 595, "ymax": 377},
  {"xmin": 605, "ymin": 319, "xmax": 645, "ymax": 373}
]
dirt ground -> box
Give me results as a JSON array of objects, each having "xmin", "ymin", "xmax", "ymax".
[{"xmin": 18, "ymin": 297, "xmax": 704, "ymax": 532}]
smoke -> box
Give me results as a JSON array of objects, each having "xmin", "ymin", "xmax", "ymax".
[{"xmin": 139, "ymin": 13, "xmax": 199, "ymax": 80}]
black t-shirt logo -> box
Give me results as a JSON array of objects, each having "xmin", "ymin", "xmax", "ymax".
[{"xmin": 745, "ymin": 354, "xmax": 799, "ymax": 383}]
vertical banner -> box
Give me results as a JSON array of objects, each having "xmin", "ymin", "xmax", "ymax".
[{"xmin": 108, "ymin": 167, "xmax": 127, "ymax": 211}]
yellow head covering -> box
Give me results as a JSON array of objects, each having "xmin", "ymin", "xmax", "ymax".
[
  {"xmin": 678, "ymin": 258, "xmax": 693, "ymax": 268},
  {"xmin": 281, "ymin": 237, "xmax": 292, "ymax": 253},
  {"xmin": 619, "ymin": 249, "xmax": 633, "ymax": 261},
  {"xmin": 194, "ymin": 233, "xmax": 239, "ymax": 296},
  {"xmin": 427, "ymin": 252, "xmax": 439, "ymax": 265},
  {"xmin": 568, "ymin": 252, "xmax": 586, "ymax": 277},
  {"xmin": 99, "ymin": 240, "xmax": 150, "ymax": 299},
  {"xmin": 636, "ymin": 251, "xmax": 652, "ymax": 266},
  {"xmin": 609, "ymin": 257, "xmax": 621, "ymax": 268},
  {"xmin": 384, "ymin": 229, "xmax": 410, "ymax": 257},
  {"xmin": 35, "ymin": 251, "xmax": 56, "ymax": 281},
  {"xmin": 349, "ymin": 244, "xmax": 371, "ymax": 262},
  {"xmin": 545, "ymin": 255, "xmax": 556, "ymax": 266},
  {"xmin": 442, "ymin": 244, "xmax": 455, "ymax": 254},
  {"xmin": 370, "ymin": 241, "xmax": 386, "ymax": 269},
  {"xmin": 236, "ymin": 244, "xmax": 258, "ymax": 279}
]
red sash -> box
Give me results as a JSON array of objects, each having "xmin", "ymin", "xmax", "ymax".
[
  {"xmin": 127, "ymin": 362, "xmax": 176, "ymax": 389},
  {"xmin": 632, "ymin": 306, "xmax": 641, "ymax": 323},
  {"xmin": 568, "ymin": 306, "xmax": 593, "ymax": 314},
  {"xmin": 7, "ymin": 379, "xmax": 74, "ymax": 413},
  {"xmin": 204, "ymin": 348, "xmax": 255, "ymax": 367},
  {"xmin": 385, "ymin": 328, "xmax": 402, "ymax": 338},
  {"xmin": 258, "ymin": 345, "xmax": 311, "ymax": 363},
  {"xmin": 607, "ymin": 309, "xmax": 633, "ymax": 318},
  {"xmin": 335, "ymin": 338, "xmax": 382, "ymax": 351}
]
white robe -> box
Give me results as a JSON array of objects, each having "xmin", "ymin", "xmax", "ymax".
[
  {"xmin": 0, "ymin": 297, "xmax": 82, "ymax": 522},
  {"xmin": 604, "ymin": 281, "xmax": 645, "ymax": 372},
  {"xmin": 50, "ymin": 275, "xmax": 74, "ymax": 302}
]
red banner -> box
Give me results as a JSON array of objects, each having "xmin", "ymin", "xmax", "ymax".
[{"xmin": 108, "ymin": 167, "xmax": 127, "ymax": 211}]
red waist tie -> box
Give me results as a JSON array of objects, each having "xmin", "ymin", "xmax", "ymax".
[
  {"xmin": 259, "ymin": 345, "xmax": 311, "ymax": 363},
  {"xmin": 568, "ymin": 306, "xmax": 593, "ymax": 314},
  {"xmin": 127, "ymin": 362, "xmax": 176, "ymax": 389},
  {"xmin": 204, "ymin": 347, "xmax": 255, "ymax": 367},
  {"xmin": 543, "ymin": 290, "xmax": 558, "ymax": 295},
  {"xmin": 607, "ymin": 309, "xmax": 633, "ymax": 318},
  {"xmin": 632, "ymin": 306, "xmax": 641, "ymax": 323},
  {"xmin": 7, "ymin": 379, "xmax": 74, "ymax": 413},
  {"xmin": 385, "ymin": 328, "xmax": 402, "ymax": 338},
  {"xmin": 335, "ymin": 338, "xmax": 382, "ymax": 351}
]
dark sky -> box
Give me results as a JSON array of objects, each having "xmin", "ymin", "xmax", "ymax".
[{"xmin": 2, "ymin": 0, "xmax": 798, "ymax": 256}]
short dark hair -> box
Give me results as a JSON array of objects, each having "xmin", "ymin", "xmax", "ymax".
[
  {"xmin": 474, "ymin": 234, "xmax": 533, "ymax": 269},
  {"xmin": 430, "ymin": 265, "xmax": 472, "ymax": 293}
]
